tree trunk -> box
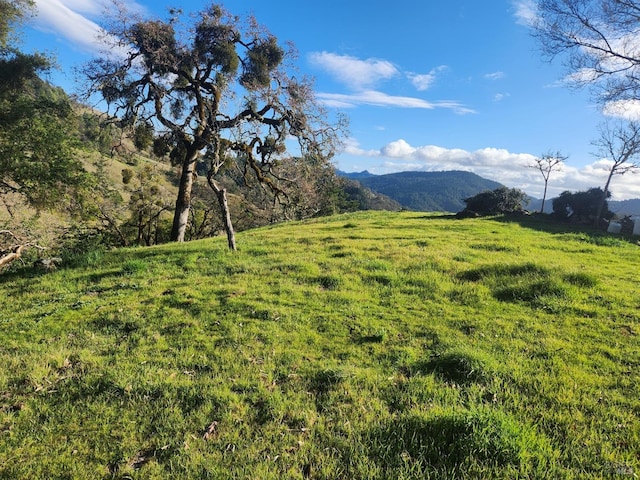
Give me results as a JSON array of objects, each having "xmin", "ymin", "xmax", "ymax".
[
  {"xmin": 595, "ymin": 171, "xmax": 614, "ymax": 227},
  {"xmin": 170, "ymin": 150, "xmax": 198, "ymax": 242},
  {"xmin": 540, "ymin": 181, "xmax": 548, "ymax": 214},
  {"xmin": 208, "ymin": 177, "xmax": 236, "ymax": 251}
]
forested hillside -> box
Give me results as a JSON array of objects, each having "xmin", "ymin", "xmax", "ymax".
[
  {"xmin": 1, "ymin": 87, "xmax": 400, "ymax": 268},
  {"xmin": 341, "ymin": 171, "xmax": 504, "ymax": 212}
]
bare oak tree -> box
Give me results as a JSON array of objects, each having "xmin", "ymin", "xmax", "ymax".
[
  {"xmin": 82, "ymin": 2, "xmax": 345, "ymax": 247},
  {"xmin": 530, "ymin": 151, "xmax": 566, "ymax": 213},
  {"xmin": 532, "ymin": 0, "xmax": 640, "ymax": 107},
  {"xmin": 591, "ymin": 120, "xmax": 640, "ymax": 223}
]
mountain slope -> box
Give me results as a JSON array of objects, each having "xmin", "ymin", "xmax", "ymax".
[
  {"xmin": 340, "ymin": 170, "xmax": 504, "ymax": 212},
  {"xmin": 610, "ymin": 198, "xmax": 640, "ymax": 216}
]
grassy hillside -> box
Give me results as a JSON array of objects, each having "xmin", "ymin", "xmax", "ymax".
[{"xmin": 1, "ymin": 212, "xmax": 638, "ymax": 479}]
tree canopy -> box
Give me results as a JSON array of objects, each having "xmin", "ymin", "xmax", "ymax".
[
  {"xmin": 461, "ymin": 187, "xmax": 528, "ymax": 216},
  {"xmin": 533, "ymin": 0, "xmax": 640, "ymax": 108},
  {"xmin": 532, "ymin": 1, "xmax": 640, "ymax": 226},
  {"xmin": 591, "ymin": 120, "xmax": 640, "ymax": 223},
  {"xmin": 552, "ymin": 187, "xmax": 613, "ymax": 222},
  {"xmin": 82, "ymin": 2, "xmax": 345, "ymax": 246},
  {"xmin": 0, "ymin": 0, "xmax": 86, "ymax": 213}
]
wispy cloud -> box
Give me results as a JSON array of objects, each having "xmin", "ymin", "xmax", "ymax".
[
  {"xmin": 407, "ymin": 65, "xmax": 448, "ymax": 91},
  {"xmin": 512, "ymin": 0, "xmax": 538, "ymax": 26},
  {"xmin": 308, "ymin": 51, "xmax": 399, "ymax": 90},
  {"xmin": 316, "ymin": 90, "xmax": 475, "ymax": 114},
  {"xmin": 310, "ymin": 52, "xmax": 473, "ymax": 114},
  {"xmin": 31, "ymin": 0, "xmax": 146, "ymax": 55},
  {"xmin": 32, "ymin": 0, "xmax": 104, "ymax": 53},
  {"xmin": 484, "ymin": 71, "xmax": 505, "ymax": 81},
  {"xmin": 340, "ymin": 138, "xmax": 640, "ymax": 200}
]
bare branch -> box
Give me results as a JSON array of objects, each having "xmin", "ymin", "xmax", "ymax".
[
  {"xmin": 533, "ymin": 0, "xmax": 640, "ymax": 104},
  {"xmin": 591, "ymin": 119, "xmax": 640, "ymax": 222}
]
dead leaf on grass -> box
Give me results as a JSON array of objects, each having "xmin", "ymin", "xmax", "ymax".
[{"xmin": 203, "ymin": 421, "xmax": 218, "ymax": 440}]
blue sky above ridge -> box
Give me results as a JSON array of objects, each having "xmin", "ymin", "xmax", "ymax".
[{"xmin": 23, "ymin": 0, "xmax": 640, "ymax": 200}]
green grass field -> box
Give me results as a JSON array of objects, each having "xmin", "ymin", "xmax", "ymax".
[{"xmin": 1, "ymin": 211, "xmax": 638, "ymax": 479}]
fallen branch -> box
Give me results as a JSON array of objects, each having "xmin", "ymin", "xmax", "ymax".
[
  {"xmin": 0, "ymin": 245, "xmax": 25, "ymax": 269},
  {"xmin": 0, "ymin": 231, "xmax": 48, "ymax": 270},
  {"xmin": 0, "ymin": 230, "xmax": 21, "ymax": 243}
]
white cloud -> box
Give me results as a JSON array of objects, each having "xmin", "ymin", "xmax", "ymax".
[
  {"xmin": 339, "ymin": 139, "xmax": 640, "ymax": 200},
  {"xmin": 564, "ymin": 67, "xmax": 600, "ymax": 86},
  {"xmin": 484, "ymin": 71, "xmax": 505, "ymax": 81},
  {"xmin": 603, "ymin": 99, "xmax": 640, "ymax": 121},
  {"xmin": 407, "ymin": 72, "xmax": 436, "ymax": 91},
  {"xmin": 32, "ymin": 0, "xmax": 104, "ymax": 53},
  {"xmin": 316, "ymin": 90, "xmax": 475, "ymax": 114},
  {"xmin": 308, "ymin": 51, "xmax": 399, "ymax": 90},
  {"xmin": 317, "ymin": 90, "xmax": 433, "ymax": 108},
  {"xmin": 493, "ymin": 93, "xmax": 510, "ymax": 102},
  {"xmin": 342, "ymin": 137, "xmax": 381, "ymax": 157},
  {"xmin": 53, "ymin": 0, "xmax": 101, "ymax": 14},
  {"xmin": 310, "ymin": 52, "xmax": 473, "ymax": 113},
  {"xmin": 407, "ymin": 66, "xmax": 448, "ymax": 91},
  {"xmin": 31, "ymin": 0, "xmax": 146, "ymax": 55},
  {"xmin": 513, "ymin": 0, "xmax": 538, "ymax": 26}
]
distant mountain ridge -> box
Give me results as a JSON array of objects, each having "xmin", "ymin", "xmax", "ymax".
[
  {"xmin": 609, "ymin": 198, "xmax": 640, "ymax": 216},
  {"xmin": 338, "ymin": 170, "xmax": 503, "ymax": 212},
  {"xmin": 338, "ymin": 170, "xmax": 640, "ymax": 215},
  {"xmin": 341, "ymin": 170, "xmax": 377, "ymax": 180}
]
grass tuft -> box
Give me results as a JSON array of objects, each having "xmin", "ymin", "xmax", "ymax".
[
  {"xmin": 315, "ymin": 274, "xmax": 342, "ymax": 290},
  {"xmin": 368, "ymin": 408, "xmax": 556, "ymax": 475},
  {"xmin": 494, "ymin": 279, "xmax": 568, "ymax": 304},
  {"xmin": 564, "ymin": 271, "xmax": 598, "ymax": 287},
  {"xmin": 417, "ymin": 348, "xmax": 494, "ymax": 384}
]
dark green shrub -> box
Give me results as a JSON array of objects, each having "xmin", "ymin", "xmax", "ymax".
[
  {"xmin": 461, "ymin": 187, "xmax": 528, "ymax": 216},
  {"xmin": 551, "ymin": 187, "xmax": 612, "ymax": 222}
]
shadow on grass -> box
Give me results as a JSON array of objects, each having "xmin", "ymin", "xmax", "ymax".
[
  {"xmin": 407, "ymin": 349, "xmax": 494, "ymax": 385},
  {"xmin": 493, "ymin": 213, "xmax": 639, "ymax": 245},
  {"xmin": 418, "ymin": 212, "xmax": 639, "ymax": 245},
  {"xmin": 366, "ymin": 409, "xmax": 555, "ymax": 476}
]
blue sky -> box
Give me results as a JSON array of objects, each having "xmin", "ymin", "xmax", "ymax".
[{"xmin": 22, "ymin": 0, "xmax": 640, "ymax": 200}]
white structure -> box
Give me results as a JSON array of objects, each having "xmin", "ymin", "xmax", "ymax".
[{"xmin": 608, "ymin": 222, "xmax": 622, "ymax": 234}]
